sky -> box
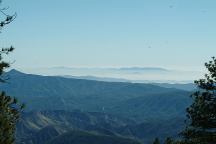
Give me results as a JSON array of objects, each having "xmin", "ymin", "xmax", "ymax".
[{"xmin": 0, "ymin": 0, "xmax": 216, "ymax": 71}]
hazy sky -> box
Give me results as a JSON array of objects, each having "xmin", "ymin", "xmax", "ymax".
[{"xmin": 1, "ymin": 0, "xmax": 215, "ymax": 71}]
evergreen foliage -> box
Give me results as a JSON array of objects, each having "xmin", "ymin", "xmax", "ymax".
[
  {"xmin": 153, "ymin": 137, "xmax": 160, "ymax": 144},
  {"xmin": 152, "ymin": 57, "xmax": 216, "ymax": 144},
  {"xmin": 182, "ymin": 57, "xmax": 216, "ymax": 144},
  {"xmin": 0, "ymin": 1, "xmax": 23, "ymax": 144},
  {"xmin": 165, "ymin": 137, "xmax": 174, "ymax": 144}
]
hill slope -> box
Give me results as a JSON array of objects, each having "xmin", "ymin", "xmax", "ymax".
[
  {"xmin": 16, "ymin": 110, "xmax": 184, "ymax": 144},
  {"xmin": 1, "ymin": 70, "xmax": 191, "ymax": 121},
  {"xmin": 46, "ymin": 130, "xmax": 141, "ymax": 144}
]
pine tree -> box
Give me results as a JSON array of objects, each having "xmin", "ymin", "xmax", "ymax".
[
  {"xmin": 0, "ymin": 1, "xmax": 24, "ymax": 144},
  {"xmin": 182, "ymin": 57, "xmax": 216, "ymax": 144},
  {"xmin": 0, "ymin": 49, "xmax": 24, "ymax": 144},
  {"xmin": 165, "ymin": 137, "xmax": 173, "ymax": 144},
  {"xmin": 153, "ymin": 138, "xmax": 160, "ymax": 144}
]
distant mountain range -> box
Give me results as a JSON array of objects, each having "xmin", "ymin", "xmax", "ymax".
[
  {"xmin": 18, "ymin": 66, "xmax": 203, "ymax": 82},
  {"xmin": 62, "ymin": 75, "xmax": 131, "ymax": 83},
  {"xmin": 50, "ymin": 66, "xmax": 169, "ymax": 71},
  {"xmin": 119, "ymin": 67, "xmax": 168, "ymax": 71},
  {"xmin": 1, "ymin": 69, "xmax": 192, "ymax": 121},
  {"xmin": 62, "ymin": 75, "xmax": 196, "ymax": 91},
  {"xmin": 0, "ymin": 69, "xmax": 194, "ymax": 144}
]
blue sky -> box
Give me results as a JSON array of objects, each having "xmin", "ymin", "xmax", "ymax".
[{"xmin": 1, "ymin": 0, "xmax": 216, "ymax": 71}]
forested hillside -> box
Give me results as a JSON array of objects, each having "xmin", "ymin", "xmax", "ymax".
[{"xmin": 0, "ymin": 70, "xmax": 193, "ymax": 143}]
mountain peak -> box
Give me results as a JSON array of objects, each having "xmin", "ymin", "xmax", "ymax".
[{"xmin": 7, "ymin": 69, "xmax": 25, "ymax": 75}]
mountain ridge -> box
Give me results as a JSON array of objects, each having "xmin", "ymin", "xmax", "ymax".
[{"xmin": 2, "ymin": 69, "xmax": 192, "ymax": 144}]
